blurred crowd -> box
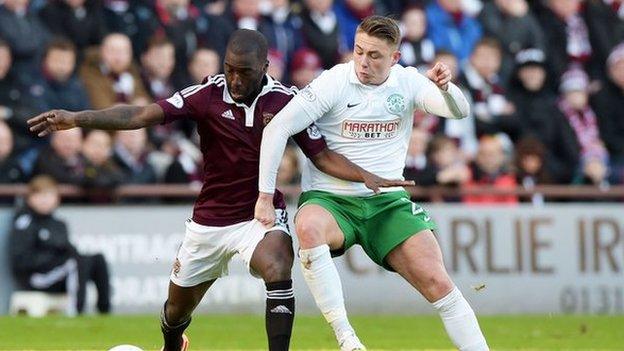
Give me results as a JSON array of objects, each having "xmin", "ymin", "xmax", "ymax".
[{"xmin": 0, "ymin": 0, "xmax": 623, "ymax": 204}]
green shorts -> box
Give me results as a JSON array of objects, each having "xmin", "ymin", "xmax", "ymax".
[{"xmin": 297, "ymin": 190, "xmax": 437, "ymax": 270}]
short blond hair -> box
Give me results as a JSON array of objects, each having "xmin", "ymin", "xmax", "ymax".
[
  {"xmin": 28, "ymin": 175, "xmax": 58, "ymax": 196},
  {"xmin": 356, "ymin": 16, "xmax": 401, "ymax": 48}
]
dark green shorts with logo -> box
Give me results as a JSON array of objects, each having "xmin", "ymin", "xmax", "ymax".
[{"xmin": 297, "ymin": 190, "xmax": 437, "ymax": 270}]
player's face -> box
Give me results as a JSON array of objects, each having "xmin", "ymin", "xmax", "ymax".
[
  {"xmin": 224, "ymin": 51, "xmax": 268, "ymax": 103},
  {"xmin": 353, "ymin": 32, "xmax": 400, "ymax": 85}
]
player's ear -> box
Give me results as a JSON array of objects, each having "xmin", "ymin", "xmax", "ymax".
[
  {"xmin": 263, "ymin": 59, "xmax": 269, "ymax": 73},
  {"xmin": 391, "ymin": 50, "xmax": 401, "ymax": 66}
]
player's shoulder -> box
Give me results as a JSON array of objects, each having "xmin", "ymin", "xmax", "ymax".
[
  {"xmin": 392, "ymin": 64, "xmax": 428, "ymax": 89},
  {"xmin": 268, "ymin": 79, "xmax": 298, "ymax": 97},
  {"xmin": 321, "ymin": 62, "xmax": 352, "ymax": 81}
]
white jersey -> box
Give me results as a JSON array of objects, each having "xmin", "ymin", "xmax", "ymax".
[{"xmin": 258, "ymin": 60, "xmax": 469, "ymax": 196}]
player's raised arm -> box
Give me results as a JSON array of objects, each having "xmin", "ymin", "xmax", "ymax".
[
  {"xmin": 27, "ymin": 104, "xmax": 165, "ymax": 137},
  {"xmin": 417, "ymin": 62, "xmax": 470, "ymax": 119}
]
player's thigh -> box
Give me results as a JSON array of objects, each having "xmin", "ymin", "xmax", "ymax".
[
  {"xmin": 250, "ymin": 230, "xmax": 294, "ymax": 283},
  {"xmin": 385, "ymin": 229, "xmax": 454, "ymax": 302},
  {"xmin": 166, "ymin": 279, "xmax": 215, "ymax": 322},
  {"xmin": 295, "ymin": 204, "xmax": 346, "ymax": 250}
]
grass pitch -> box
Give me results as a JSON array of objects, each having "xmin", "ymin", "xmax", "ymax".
[{"xmin": 0, "ymin": 314, "xmax": 622, "ymax": 350}]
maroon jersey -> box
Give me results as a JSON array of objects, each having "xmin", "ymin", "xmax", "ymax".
[{"xmin": 156, "ymin": 74, "xmax": 327, "ymax": 226}]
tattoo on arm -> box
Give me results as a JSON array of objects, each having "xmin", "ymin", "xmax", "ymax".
[{"xmin": 75, "ymin": 105, "xmax": 145, "ymax": 130}]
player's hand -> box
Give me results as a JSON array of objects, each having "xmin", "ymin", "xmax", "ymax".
[
  {"xmin": 426, "ymin": 62, "xmax": 452, "ymax": 91},
  {"xmin": 362, "ymin": 172, "xmax": 415, "ymax": 194},
  {"xmin": 27, "ymin": 109, "xmax": 77, "ymax": 137},
  {"xmin": 255, "ymin": 192, "xmax": 276, "ymax": 228}
]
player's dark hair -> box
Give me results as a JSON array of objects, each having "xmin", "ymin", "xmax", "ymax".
[
  {"xmin": 44, "ymin": 37, "xmax": 77, "ymax": 57},
  {"xmin": 357, "ymin": 16, "xmax": 401, "ymax": 48},
  {"xmin": 226, "ymin": 29, "xmax": 268, "ymax": 63}
]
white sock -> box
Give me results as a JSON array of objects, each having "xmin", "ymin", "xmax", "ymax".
[
  {"xmin": 432, "ymin": 286, "xmax": 489, "ymax": 351},
  {"xmin": 299, "ymin": 245, "xmax": 354, "ymax": 340}
]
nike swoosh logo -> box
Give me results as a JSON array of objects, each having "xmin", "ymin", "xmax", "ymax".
[{"xmin": 347, "ymin": 102, "xmax": 361, "ymax": 108}]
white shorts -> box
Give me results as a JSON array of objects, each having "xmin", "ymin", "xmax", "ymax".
[{"xmin": 170, "ymin": 209, "xmax": 290, "ymax": 287}]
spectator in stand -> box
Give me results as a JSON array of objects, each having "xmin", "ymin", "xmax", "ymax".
[
  {"xmin": 514, "ymin": 136, "xmax": 552, "ymax": 205},
  {"xmin": 416, "ymin": 135, "xmax": 470, "ymax": 187},
  {"xmin": 140, "ymin": 36, "xmax": 177, "ymax": 101},
  {"xmin": 463, "ymin": 135, "xmax": 518, "ymax": 204},
  {"xmin": 538, "ymin": 0, "xmax": 600, "ymax": 79},
  {"xmin": 8, "ymin": 175, "xmax": 111, "ymax": 315},
  {"xmin": 425, "ymin": 0, "xmax": 482, "ymax": 61},
  {"xmin": 267, "ymin": 49, "xmax": 286, "ymax": 82},
  {"xmin": 334, "ymin": 0, "xmax": 388, "ymax": 51},
  {"xmin": 260, "ymin": 0, "xmax": 303, "ymax": 68},
  {"xmin": 0, "ymin": 121, "xmax": 25, "ymax": 183},
  {"xmin": 403, "ymin": 127, "xmax": 430, "ymax": 183},
  {"xmin": 289, "ymin": 47, "xmax": 322, "ymax": 89},
  {"xmin": 507, "ymin": 48, "xmax": 579, "ymax": 183},
  {"xmin": 33, "ymin": 128, "xmax": 85, "ymax": 185},
  {"xmin": 0, "ymin": 40, "xmax": 39, "ymax": 153},
  {"xmin": 592, "ymin": 43, "xmax": 624, "ymax": 184},
  {"xmin": 101, "ymin": 0, "xmax": 157, "ymax": 59},
  {"xmin": 113, "ymin": 129, "xmax": 157, "ymax": 184},
  {"xmin": 399, "ymin": 6, "xmax": 435, "ymax": 69},
  {"xmin": 39, "ymin": 0, "xmax": 106, "ymax": 54},
  {"xmin": 187, "ymin": 48, "xmax": 220, "ymax": 85},
  {"xmin": 462, "ymin": 37, "xmax": 520, "ymax": 140},
  {"xmin": 0, "ymin": 0, "xmax": 50, "ymax": 85},
  {"xmin": 80, "ymin": 33, "xmax": 150, "ymax": 109},
  {"xmin": 300, "ymin": 0, "xmax": 341, "ymax": 69},
  {"xmin": 30, "ymin": 38, "xmax": 91, "ymax": 113},
  {"xmin": 585, "ymin": 0, "xmax": 624, "ymax": 70},
  {"xmin": 557, "ymin": 67, "xmax": 610, "ymax": 187},
  {"xmin": 479, "ymin": 0, "xmax": 546, "ymax": 84},
  {"xmin": 226, "ymin": 0, "xmax": 262, "ymax": 31},
  {"xmin": 81, "ymin": 130, "xmax": 125, "ymax": 191},
  {"xmin": 414, "ymin": 50, "xmax": 478, "ymax": 159}
]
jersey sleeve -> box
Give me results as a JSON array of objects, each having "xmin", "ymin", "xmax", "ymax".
[
  {"xmin": 156, "ymin": 77, "xmax": 212, "ymax": 124},
  {"xmin": 289, "ymin": 67, "xmax": 340, "ymax": 122},
  {"xmin": 292, "ymin": 124, "xmax": 327, "ymax": 158},
  {"xmin": 406, "ymin": 67, "xmax": 470, "ymax": 119}
]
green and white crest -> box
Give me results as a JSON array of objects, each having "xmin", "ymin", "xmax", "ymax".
[{"xmin": 385, "ymin": 93, "xmax": 406, "ymax": 115}]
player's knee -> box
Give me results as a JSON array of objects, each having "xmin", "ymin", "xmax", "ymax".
[
  {"xmin": 424, "ymin": 274, "xmax": 454, "ymax": 301},
  {"xmin": 295, "ymin": 219, "xmax": 325, "ymax": 248},
  {"xmin": 261, "ymin": 254, "xmax": 293, "ymax": 283}
]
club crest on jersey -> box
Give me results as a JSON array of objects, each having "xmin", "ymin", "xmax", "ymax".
[
  {"xmin": 306, "ymin": 125, "xmax": 322, "ymax": 140},
  {"xmin": 262, "ymin": 112, "xmax": 275, "ymax": 126},
  {"xmin": 166, "ymin": 92, "xmax": 184, "ymax": 109},
  {"xmin": 385, "ymin": 93, "xmax": 406, "ymax": 115}
]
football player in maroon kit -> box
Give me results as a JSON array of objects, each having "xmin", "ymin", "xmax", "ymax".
[{"xmin": 28, "ymin": 29, "xmax": 411, "ymax": 351}]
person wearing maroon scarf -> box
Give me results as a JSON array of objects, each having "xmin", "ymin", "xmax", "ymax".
[
  {"xmin": 556, "ymin": 67, "xmax": 611, "ymax": 186},
  {"xmin": 461, "ymin": 37, "xmax": 520, "ymax": 140}
]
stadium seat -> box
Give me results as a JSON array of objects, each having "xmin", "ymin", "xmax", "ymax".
[{"xmin": 8, "ymin": 291, "xmax": 69, "ymax": 317}]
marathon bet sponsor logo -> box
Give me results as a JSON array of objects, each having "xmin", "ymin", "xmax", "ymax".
[
  {"xmin": 385, "ymin": 93, "xmax": 406, "ymax": 115},
  {"xmin": 341, "ymin": 119, "xmax": 401, "ymax": 139},
  {"xmin": 166, "ymin": 92, "xmax": 184, "ymax": 109}
]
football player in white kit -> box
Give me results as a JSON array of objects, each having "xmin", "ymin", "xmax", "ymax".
[{"xmin": 254, "ymin": 16, "xmax": 489, "ymax": 351}]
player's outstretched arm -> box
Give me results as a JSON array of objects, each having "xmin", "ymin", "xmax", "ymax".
[
  {"xmin": 310, "ymin": 149, "xmax": 415, "ymax": 193},
  {"xmin": 27, "ymin": 104, "xmax": 165, "ymax": 137},
  {"xmin": 419, "ymin": 62, "xmax": 470, "ymax": 119}
]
